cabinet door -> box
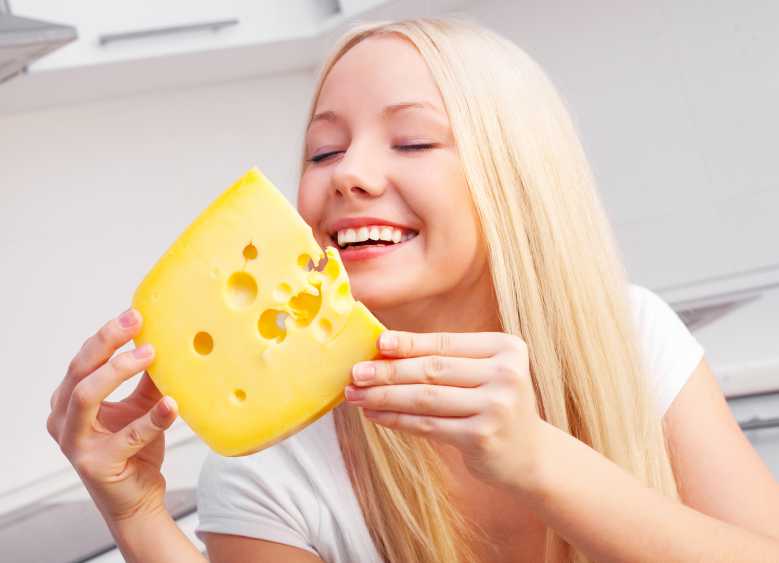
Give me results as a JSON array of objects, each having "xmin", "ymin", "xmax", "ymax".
[{"xmin": 15, "ymin": 0, "xmax": 337, "ymax": 71}]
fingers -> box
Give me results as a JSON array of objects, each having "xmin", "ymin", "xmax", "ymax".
[
  {"xmin": 361, "ymin": 410, "xmax": 476, "ymax": 450},
  {"xmin": 124, "ymin": 371, "xmax": 163, "ymax": 408},
  {"xmin": 352, "ymin": 355, "xmax": 490, "ymax": 388},
  {"xmin": 377, "ymin": 330, "xmax": 518, "ymax": 359},
  {"xmin": 63, "ymin": 344, "xmax": 155, "ymax": 440},
  {"xmin": 346, "ymin": 383, "xmax": 488, "ymax": 417},
  {"xmin": 54, "ymin": 309, "xmax": 143, "ymax": 415},
  {"xmin": 108, "ymin": 396, "xmax": 177, "ymax": 459}
]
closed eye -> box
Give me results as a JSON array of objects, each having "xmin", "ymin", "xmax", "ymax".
[
  {"xmin": 308, "ymin": 143, "xmax": 436, "ymax": 164},
  {"xmin": 395, "ymin": 143, "xmax": 436, "ymax": 152}
]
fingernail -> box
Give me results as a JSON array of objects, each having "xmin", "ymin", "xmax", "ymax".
[
  {"xmin": 162, "ymin": 396, "xmax": 177, "ymax": 415},
  {"xmin": 119, "ymin": 308, "xmax": 138, "ymax": 328},
  {"xmin": 133, "ymin": 344, "xmax": 153, "ymax": 358},
  {"xmin": 353, "ymin": 363, "xmax": 375, "ymax": 382},
  {"xmin": 379, "ymin": 332, "xmax": 397, "ymax": 352},
  {"xmin": 345, "ymin": 385, "xmax": 364, "ymax": 401}
]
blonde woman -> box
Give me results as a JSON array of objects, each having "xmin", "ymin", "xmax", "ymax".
[{"xmin": 47, "ymin": 17, "xmax": 779, "ymax": 563}]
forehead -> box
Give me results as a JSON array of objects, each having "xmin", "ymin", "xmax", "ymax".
[{"xmin": 314, "ymin": 35, "xmax": 446, "ymax": 118}]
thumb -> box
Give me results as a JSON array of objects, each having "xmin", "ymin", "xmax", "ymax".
[{"xmin": 111, "ymin": 396, "xmax": 178, "ymax": 459}]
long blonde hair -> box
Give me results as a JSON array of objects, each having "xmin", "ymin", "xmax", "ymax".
[{"xmin": 297, "ymin": 17, "xmax": 682, "ymax": 563}]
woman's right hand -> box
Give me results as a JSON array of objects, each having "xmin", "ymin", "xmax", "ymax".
[{"xmin": 47, "ymin": 308, "xmax": 179, "ymax": 523}]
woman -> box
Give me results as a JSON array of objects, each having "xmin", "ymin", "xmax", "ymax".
[{"xmin": 47, "ymin": 17, "xmax": 779, "ymax": 563}]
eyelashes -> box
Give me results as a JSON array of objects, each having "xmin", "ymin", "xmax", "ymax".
[{"xmin": 307, "ymin": 143, "xmax": 436, "ymax": 164}]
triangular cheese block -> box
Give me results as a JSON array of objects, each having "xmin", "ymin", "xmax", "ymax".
[{"xmin": 131, "ymin": 167, "xmax": 385, "ymax": 456}]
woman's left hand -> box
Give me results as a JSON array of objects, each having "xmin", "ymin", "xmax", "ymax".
[{"xmin": 345, "ymin": 330, "xmax": 546, "ymax": 493}]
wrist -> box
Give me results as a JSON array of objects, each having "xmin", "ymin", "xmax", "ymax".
[
  {"xmin": 107, "ymin": 503, "xmax": 171, "ymax": 540},
  {"xmin": 508, "ymin": 419, "xmax": 559, "ymax": 503}
]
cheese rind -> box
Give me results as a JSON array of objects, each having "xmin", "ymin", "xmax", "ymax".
[{"xmin": 131, "ymin": 167, "xmax": 385, "ymax": 456}]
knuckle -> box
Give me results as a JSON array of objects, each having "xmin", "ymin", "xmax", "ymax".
[
  {"xmin": 108, "ymin": 354, "xmax": 128, "ymax": 373},
  {"xmin": 49, "ymin": 388, "xmax": 60, "ymax": 410},
  {"xmin": 70, "ymin": 383, "xmax": 93, "ymax": 410},
  {"xmin": 96, "ymin": 321, "xmax": 119, "ymax": 348},
  {"xmin": 399, "ymin": 333, "xmax": 414, "ymax": 356},
  {"xmin": 423, "ymin": 355, "xmax": 445, "ymax": 384},
  {"xmin": 415, "ymin": 385, "xmax": 438, "ymax": 411},
  {"xmin": 373, "ymin": 388, "xmax": 388, "ymax": 409},
  {"xmin": 436, "ymin": 333, "xmax": 451, "ymax": 356},
  {"xmin": 66, "ymin": 352, "xmax": 85, "ymax": 379},
  {"xmin": 417, "ymin": 416, "xmax": 437, "ymax": 435},
  {"xmin": 506, "ymin": 334, "xmax": 527, "ymax": 354},
  {"xmin": 46, "ymin": 414, "xmax": 59, "ymax": 440},
  {"xmin": 489, "ymin": 392, "xmax": 515, "ymax": 417},
  {"xmin": 126, "ymin": 425, "xmax": 147, "ymax": 449},
  {"xmin": 471, "ymin": 419, "xmax": 497, "ymax": 449},
  {"xmin": 493, "ymin": 359, "xmax": 520, "ymax": 383},
  {"xmin": 109, "ymin": 353, "xmax": 129, "ymax": 374},
  {"xmin": 379, "ymin": 360, "xmax": 396, "ymax": 384}
]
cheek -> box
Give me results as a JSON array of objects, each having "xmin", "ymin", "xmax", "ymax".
[{"xmin": 296, "ymin": 175, "xmax": 324, "ymax": 230}]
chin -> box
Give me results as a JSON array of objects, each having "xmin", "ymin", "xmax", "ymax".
[{"xmin": 349, "ymin": 282, "xmax": 411, "ymax": 312}]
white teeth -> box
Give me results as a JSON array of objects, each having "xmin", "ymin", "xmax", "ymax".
[{"xmin": 334, "ymin": 224, "xmax": 417, "ymax": 247}]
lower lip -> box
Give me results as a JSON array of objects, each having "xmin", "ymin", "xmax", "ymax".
[{"xmin": 333, "ymin": 234, "xmax": 417, "ymax": 263}]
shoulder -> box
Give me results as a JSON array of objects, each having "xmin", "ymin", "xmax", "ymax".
[{"xmin": 626, "ymin": 283, "xmax": 705, "ymax": 415}]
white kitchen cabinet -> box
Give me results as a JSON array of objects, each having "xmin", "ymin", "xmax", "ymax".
[{"xmin": 13, "ymin": 0, "xmax": 341, "ymax": 71}]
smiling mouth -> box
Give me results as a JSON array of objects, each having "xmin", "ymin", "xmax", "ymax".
[{"xmin": 328, "ymin": 226, "xmax": 419, "ymax": 250}]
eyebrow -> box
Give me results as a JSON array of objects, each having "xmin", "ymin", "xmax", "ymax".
[{"xmin": 307, "ymin": 101, "xmax": 445, "ymax": 130}]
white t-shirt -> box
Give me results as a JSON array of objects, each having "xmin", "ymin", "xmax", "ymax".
[{"xmin": 194, "ymin": 284, "xmax": 705, "ymax": 562}]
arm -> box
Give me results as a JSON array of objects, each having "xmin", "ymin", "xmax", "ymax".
[
  {"xmin": 202, "ymin": 532, "xmax": 325, "ymax": 562},
  {"xmin": 519, "ymin": 360, "xmax": 779, "ymax": 563},
  {"xmin": 107, "ymin": 508, "xmax": 207, "ymax": 563}
]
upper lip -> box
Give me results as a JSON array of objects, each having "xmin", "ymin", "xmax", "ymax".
[{"xmin": 325, "ymin": 216, "xmax": 418, "ymax": 238}]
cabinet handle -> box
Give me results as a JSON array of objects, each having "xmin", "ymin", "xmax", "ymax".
[
  {"xmin": 740, "ymin": 416, "xmax": 779, "ymax": 431},
  {"xmin": 99, "ymin": 18, "xmax": 239, "ymax": 46}
]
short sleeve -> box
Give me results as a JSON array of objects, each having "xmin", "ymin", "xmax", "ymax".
[
  {"xmin": 629, "ymin": 285, "xmax": 706, "ymax": 416},
  {"xmin": 194, "ymin": 444, "xmax": 321, "ymax": 557}
]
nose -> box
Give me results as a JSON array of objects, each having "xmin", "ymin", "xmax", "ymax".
[{"xmin": 331, "ymin": 141, "xmax": 385, "ymax": 200}]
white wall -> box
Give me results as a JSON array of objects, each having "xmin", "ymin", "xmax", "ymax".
[
  {"xmin": 467, "ymin": 0, "xmax": 779, "ymax": 291},
  {"xmin": 0, "ymin": 69, "xmax": 316, "ymax": 497}
]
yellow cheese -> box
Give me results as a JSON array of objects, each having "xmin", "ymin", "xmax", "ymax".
[{"xmin": 131, "ymin": 167, "xmax": 385, "ymax": 457}]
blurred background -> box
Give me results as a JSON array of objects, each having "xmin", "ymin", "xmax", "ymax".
[{"xmin": 1, "ymin": 1, "xmax": 777, "ymax": 561}]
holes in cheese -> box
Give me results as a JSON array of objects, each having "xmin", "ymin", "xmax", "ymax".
[
  {"xmin": 226, "ymin": 271, "xmax": 257, "ymax": 308},
  {"xmin": 243, "ymin": 243, "xmax": 258, "ymax": 260},
  {"xmin": 130, "ymin": 166, "xmax": 386, "ymax": 457},
  {"xmin": 331, "ymin": 280, "xmax": 352, "ymax": 314},
  {"xmin": 273, "ymin": 282, "xmax": 292, "ymax": 302},
  {"xmin": 316, "ymin": 318, "xmax": 333, "ymax": 341},
  {"xmin": 193, "ymin": 331, "xmax": 214, "ymax": 355},
  {"xmin": 288, "ymin": 283, "xmax": 322, "ymax": 326},
  {"xmin": 299, "ymin": 252, "xmax": 330, "ymax": 273},
  {"xmin": 258, "ymin": 309, "xmax": 289, "ymax": 342}
]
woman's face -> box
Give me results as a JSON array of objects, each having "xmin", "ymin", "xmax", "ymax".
[{"xmin": 298, "ymin": 35, "xmax": 487, "ymax": 314}]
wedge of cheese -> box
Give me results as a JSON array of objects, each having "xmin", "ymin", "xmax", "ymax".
[{"xmin": 131, "ymin": 167, "xmax": 385, "ymax": 457}]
